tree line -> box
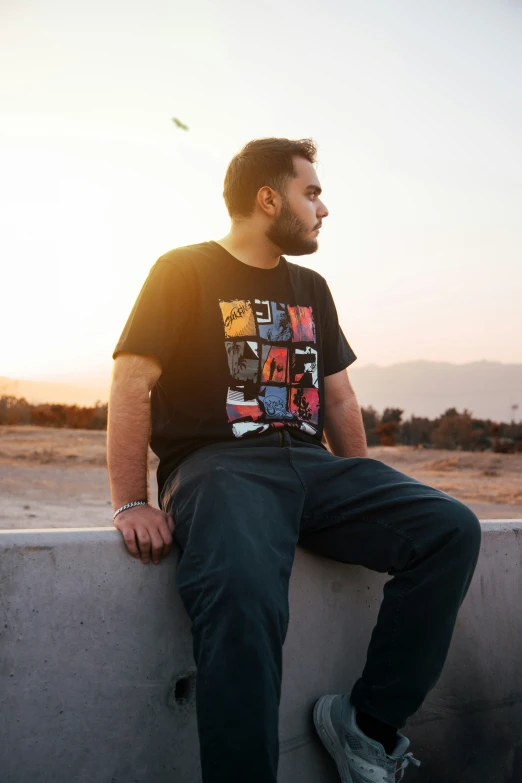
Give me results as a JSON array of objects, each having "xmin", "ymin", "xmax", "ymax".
[
  {"xmin": 361, "ymin": 406, "xmax": 522, "ymax": 453},
  {"xmin": 1, "ymin": 395, "xmax": 521, "ymax": 453},
  {"xmin": 0, "ymin": 395, "xmax": 107, "ymax": 430}
]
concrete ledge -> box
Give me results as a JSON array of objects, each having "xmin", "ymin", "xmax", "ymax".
[{"xmin": 1, "ymin": 522, "xmax": 521, "ymax": 782}]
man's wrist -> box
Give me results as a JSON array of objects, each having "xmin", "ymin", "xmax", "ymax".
[{"xmin": 113, "ymin": 500, "xmax": 148, "ymax": 520}]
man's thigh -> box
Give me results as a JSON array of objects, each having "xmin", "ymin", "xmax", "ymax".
[
  {"xmin": 295, "ymin": 448, "xmax": 477, "ymax": 573},
  {"xmin": 162, "ymin": 442, "xmax": 306, "ymax": 629},
  {"xmin": 162, "ymin": 441, "xmax": 304, "ymax": 559}
]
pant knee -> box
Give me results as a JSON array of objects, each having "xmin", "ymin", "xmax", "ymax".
[
  {"xmin": 219, "ymin": 566, "xmax": 288, "ymax": 620},
  {"xmin": 441, "ymin": 499, "xmax": 482, "ymax": 560},
  {"xmin": 183, "ymin": 562, "xmax": 289, "ymax": 633},
  {"xmin": 194, "ymin": 571, "xmax": 290, "ymax": 655}
]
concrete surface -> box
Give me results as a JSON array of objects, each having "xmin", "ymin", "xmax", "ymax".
[{"xmin": 1, "ymin": 521, "xmax": 521, "ymax": 783}]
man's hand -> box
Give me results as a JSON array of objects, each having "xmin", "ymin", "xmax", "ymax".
[{"xmin": 114, "ymin": 505, "xmax": 175, "ymax": 565}]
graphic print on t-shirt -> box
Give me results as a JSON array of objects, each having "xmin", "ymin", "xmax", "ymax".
[{"xmin": 219, "ymin": 298, "xmax": 319, "ymax": 438}]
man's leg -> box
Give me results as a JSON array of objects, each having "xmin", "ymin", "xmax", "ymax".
[
  {"xmin": 293, "ymin": 445, "xmax": 482, "ymax": 729},
  {"xmin": 162, "ymin": 437, "xmax": 305, "ymax": 783}
]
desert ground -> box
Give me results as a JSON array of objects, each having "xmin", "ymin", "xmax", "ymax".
[{"xmin": 1, "ymin": 425, "xmax": 521, "ymax": 529}]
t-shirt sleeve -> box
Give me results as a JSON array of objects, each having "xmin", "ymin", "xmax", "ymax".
[
  {"xmin": 112, "ymin": 257, "xmax": 188, "ymax": 369},
  {"xmin": 320, "ymin": 278, "xmax": 357, "ymax": 376}
]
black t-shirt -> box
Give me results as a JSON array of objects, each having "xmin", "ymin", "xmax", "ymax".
[{"xmin": 113, "ymin": 241, "xmax": 357, "ymax": 502}]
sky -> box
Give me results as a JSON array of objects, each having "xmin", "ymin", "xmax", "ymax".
[{"xmin": 1, "ymin": 0, "xmax": 521, "ymax": 384}]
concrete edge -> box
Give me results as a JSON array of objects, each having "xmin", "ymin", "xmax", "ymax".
[{"xmin": 1, "ymin": 520, "xmax": 521, "ymax": 539}]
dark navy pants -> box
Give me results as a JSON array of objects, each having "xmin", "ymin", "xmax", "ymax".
[{"xmin": 161, "ymin": 430, "xmax": 481, "ymax": 783}]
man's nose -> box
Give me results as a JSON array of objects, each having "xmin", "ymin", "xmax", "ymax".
[{"xmin": 318, "ymin": 201, "xmax": 329, "ymax": 219}]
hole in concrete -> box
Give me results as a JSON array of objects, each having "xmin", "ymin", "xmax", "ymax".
[
  {"xmin": 168, "ymin": 671, "xmax": 196, "ymax": 709},
  {"xmin": 175, "ymin": 676, "xmax": 192, "ymax": 703}
]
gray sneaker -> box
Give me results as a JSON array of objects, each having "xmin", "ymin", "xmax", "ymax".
[{"xmin": 313, "ymin": 694, "xmax": 421, "ymax": 782}]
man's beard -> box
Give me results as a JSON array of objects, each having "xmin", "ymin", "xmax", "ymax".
[{"xmin": 266, "ymin": 198, "xmax": 319, "ymax": 256}]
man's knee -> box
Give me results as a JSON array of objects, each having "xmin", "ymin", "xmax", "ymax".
[
  {"xmin": 219, "ymin": 564, "xmax": 285, "ymax": 608},
  {"xmin": 202, "ymin": 564, "xmax": 291, "ymax": 639},
  {"xmin": 438, "ymin": 497, "xmax": 482, "ymax": 559}
]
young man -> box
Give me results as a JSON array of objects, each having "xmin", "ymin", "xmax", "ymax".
[{"xmin": 107, "ymin": 138, "xmax": 481, "ymax": 783}]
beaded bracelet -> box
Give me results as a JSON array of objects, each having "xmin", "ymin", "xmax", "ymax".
[{"xmin": 113, "ymin": 500, "xmax": 148, "ymax": 520}]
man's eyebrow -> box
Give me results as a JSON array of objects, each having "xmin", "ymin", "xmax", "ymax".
[{"xmin": 305, "ymin": 184, "xmax": 322, "ymax": 195}]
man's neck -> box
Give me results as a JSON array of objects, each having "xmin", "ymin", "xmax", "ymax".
[{"xmin": 215, "ymin": 226, "xmax": 281, "ymax": 270}]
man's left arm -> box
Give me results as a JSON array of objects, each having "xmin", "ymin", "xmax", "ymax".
[{"xmin": 323, "ymin": 369, "xmax": 368, "ymax": 458}]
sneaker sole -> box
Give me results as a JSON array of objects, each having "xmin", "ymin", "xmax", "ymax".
[{"xmin": 313, "ymin": 694, "xmax": 354, "ymax": 783}]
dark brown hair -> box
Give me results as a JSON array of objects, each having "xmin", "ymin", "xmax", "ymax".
[{"xmin": 223, "ymin": 137, "xmax": 317, "ymax": 218}]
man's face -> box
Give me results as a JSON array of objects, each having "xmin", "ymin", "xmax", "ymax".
[{"xmin": 266, "ymin": 157, "xmax": 329, "ymax": 256}]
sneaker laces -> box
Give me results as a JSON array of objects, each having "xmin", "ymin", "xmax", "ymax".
[{"xmin": 394, "ymin": 751, "xmax": 421, "ymax": 781}]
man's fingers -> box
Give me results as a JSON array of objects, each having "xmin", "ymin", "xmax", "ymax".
[
  {"xmin": 149, "ymin": 529, "xmax": 165, "ymax": 565},
  {"xmin": 114, "ymin": 507, "xmax": 175, "ymax": 564},
  {"xmin": 159, "ymin": 517, "xmax": 174, "ymax": 558},
  {"xmin": 165, "ymin": 513, "xmax": 175, "ymax": 534},
  {"xmin": 122, "ymin": 528, "xmax": 140, "ymax": 558},
  {"xmin": 136, "ymin": 530, "xmax": 152, "ymax": 564}
]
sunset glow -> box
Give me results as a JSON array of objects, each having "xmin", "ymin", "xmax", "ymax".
[{"xmin": 1, "ymin": 0, "xmax": 521, "ymax": 385}]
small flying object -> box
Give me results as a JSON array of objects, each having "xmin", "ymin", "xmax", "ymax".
[{"xmin": 172, "ymin": 117, "xmax": 189, "ymax": 131}]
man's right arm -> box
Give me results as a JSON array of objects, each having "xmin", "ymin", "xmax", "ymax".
[{"xmin": 107, "ymin": 353, "xmax": 175, "ymax": 565}]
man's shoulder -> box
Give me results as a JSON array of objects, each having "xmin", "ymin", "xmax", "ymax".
[
  {"xmin": 284, "ymin": 258, "xmax": 328, "ymax": 288},
  {"xmin": 156, "ymin": 241, "xmax": 215, "ymax": 271}
]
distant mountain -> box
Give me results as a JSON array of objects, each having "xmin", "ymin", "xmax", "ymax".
[
  {"xmin": 349, "ymin": 361, "xmax": 522, "ymax": 422},
  {"xmin": 1, "ymin": 360, "xmax": 521, "ymax": 422}
]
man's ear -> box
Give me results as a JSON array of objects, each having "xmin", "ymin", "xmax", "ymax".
[{"xmin": 256, "ymin": 186, "xmax": 280, "ymax": 217}]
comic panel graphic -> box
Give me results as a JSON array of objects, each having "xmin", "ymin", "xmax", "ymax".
[
  {"xmin": 219, "ymin": 299, "xmax": 257, "ymax": 338},
  {"xmin": 261, "ymin": 345, "xmax": 289, "ymax": 384},
  {"xmin": 232, "ymin": 420, "xmax": 270, "ymax": 437},
  {"xmin": 219, "ymin": 299, "xmax": 320, "ymax": 437},
  {"xmin": 254, "ymin": 300, "xmax": 293, "ymax": 341},
  {"xmin": 288, "ymin": 305, "xmax": 316, "ymax": 343},
  {"xmin": 226, "ymin": 386, "xmax": 270, "ymax": 438},
  {"xmin": 290, "ymin": 387, "xmax": 319, "ymax": 428},
  {"xmin": 290, "ymin": 347, "xmax": 318, "ymax": 388},
  {"xmin": 225, "ymin": 340, "xmax": 260, "ymax": 382},
  {"xmin": 226, "ymin": 385, "xmax": 263, "ymax": 418},
  {"xmin": 258, "ymin": 385, "xmax": 293, "ymax": 421}
]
